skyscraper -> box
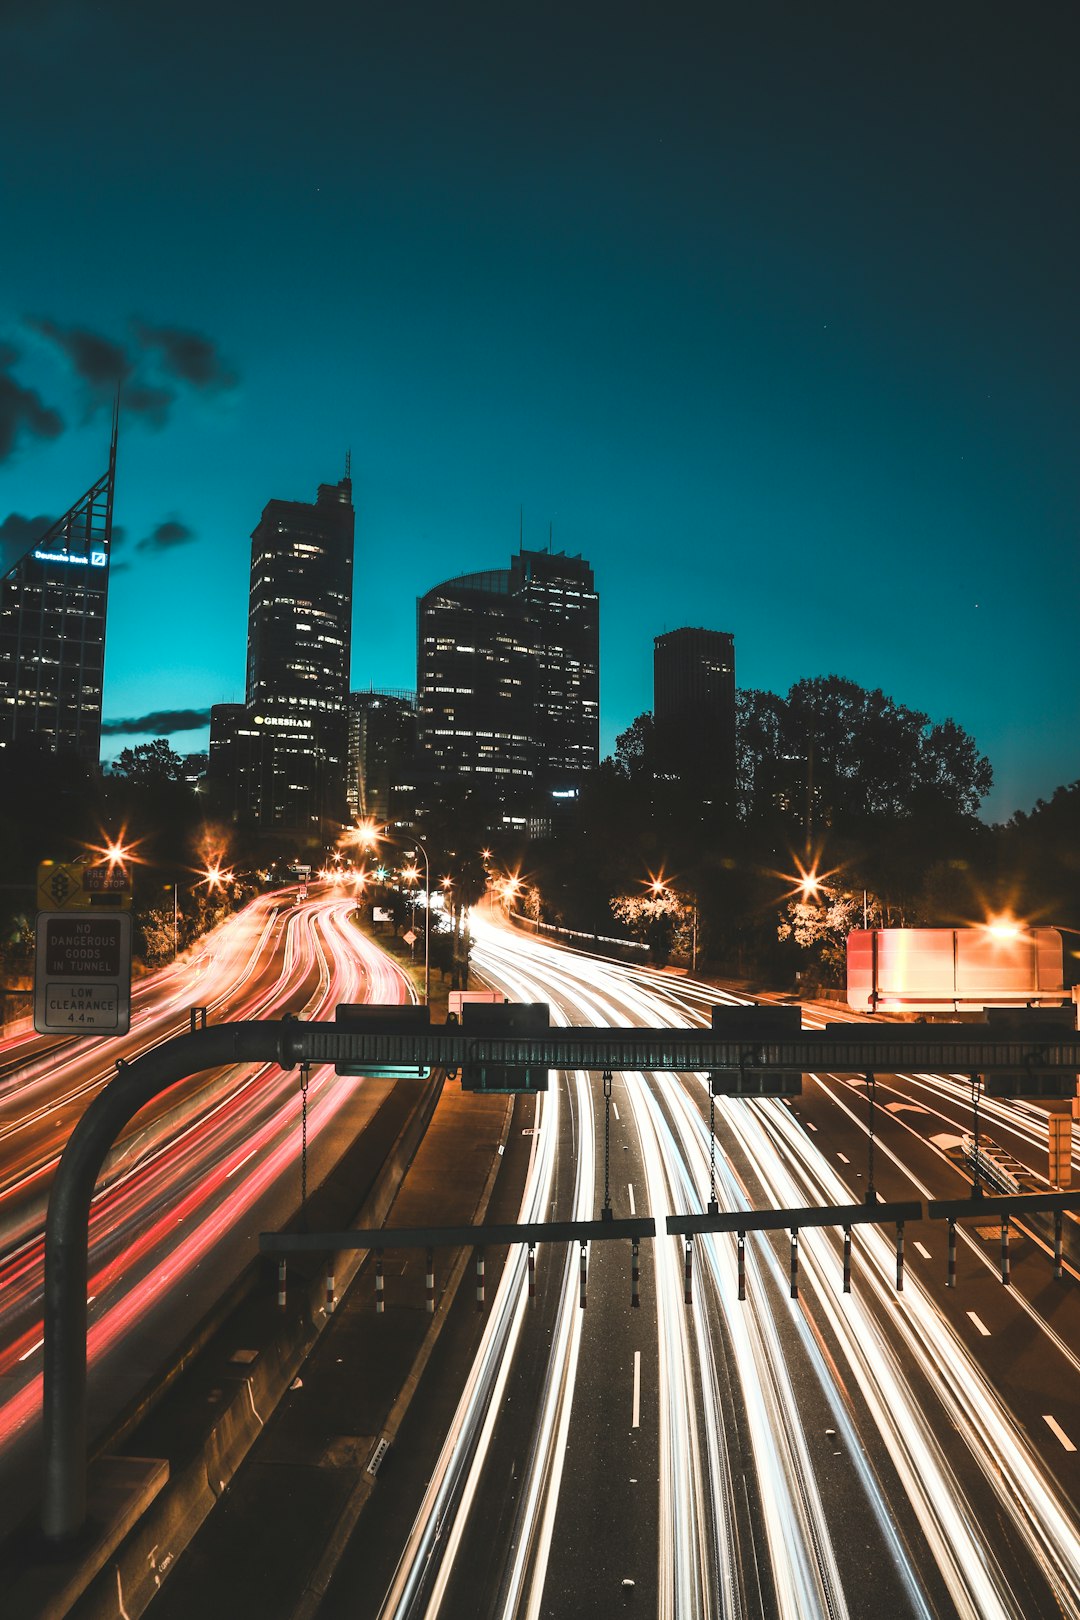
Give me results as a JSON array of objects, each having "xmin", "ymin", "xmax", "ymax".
[
  {"xmin": 347, "ymin": 688, "xmax": 418, "ymax": 824},
  {"xmin": 416, "ymin": 546, "xmax": 599, "ymax": 815},
  {"xmin": 653, "ymin": 626, "xmax": 736, "ymax": 821},
  {"xmin": 0, "ymin": 420, "xmax": 117, "ymax": 764},
  {"xmin": 209, "ymin": 468, "xmax": 354, "ymax": 838}
]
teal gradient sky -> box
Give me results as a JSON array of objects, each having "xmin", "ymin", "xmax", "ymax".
[{"xmin": 1, "ymin": 1, "xmax": 1077, "ymax": 821}]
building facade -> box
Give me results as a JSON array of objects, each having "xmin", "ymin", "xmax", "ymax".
[
  {"xmin": 416, "ymin": 547, "xmax": 599, "ymax": 815},
  {"xmin": 653, "ymin": 626, "xmax": 736, "ymax": 821},
  {"xmin": 209, "ymin": 470, "xmax": 354, "ymax": 839},
  {"xmin": 0, "ymin": 432, "xmax": 117, "ymax": 764},
  {"xmin": 347, "ymin": 688, "xmax": 418, "ymax": 824}
]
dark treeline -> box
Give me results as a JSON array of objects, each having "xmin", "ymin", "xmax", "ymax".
[
  {"xmin": 0, "ymin": 737, "xmax": 256, "ymax": 995},
  {"xmin": 1, "ymin": 674, "xmax": 1077, "ymax": 999},
  {"xmin": 503, "ymin": 675, "xmax": 1080, "ymax": 991}
]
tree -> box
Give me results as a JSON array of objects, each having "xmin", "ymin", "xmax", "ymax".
[{"xmin": 109, "ymin": 739, "xmax": 186, "ymax": 785}]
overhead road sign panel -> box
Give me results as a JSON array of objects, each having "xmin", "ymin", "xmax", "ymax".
[
  {"xmin": 460, "ymin": 1001, "xmax": 551, "ymax": 1093},
  {"xmin": 710, "ymin": 1004, "xmax": 803, "ymax": 1096},
  {"xmin": 334, "ymin": 1002, "xmax": 431, "ymax": 1077},
  {"xmin": 33, "ymin": 911, "xmax": 131, "ymax": 1036}
]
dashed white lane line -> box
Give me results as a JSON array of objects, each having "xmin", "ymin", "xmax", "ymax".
[
  {"xmin": 837, "ymin": 1152, "xmax": 850, "ymax": 1164},
  {"xmin": 1044, "ymin": 1415, "xmax": 1076, "ymax": 1452},
  {"xmin": 632, "ymin": 1351, "xmax": 641, "ymax": 1429},
  {"xmin": 914, "ymin": 1241, "xmax": 932, "ymax": 1260},
  {"xmin": 627, "ymin": 1182, "xmax": 636, "ymax": 1215},
  {"xmin": 612, "ymin": 1101, "xmax": 620, "ymax": 1121},
  {"xmin": 967, "ymin": 1311, "xmax": 991, "ymax": 1337},
  {"xmin": 806, "ymin": 1121, "xmax": 817, "ymax": 1132}
]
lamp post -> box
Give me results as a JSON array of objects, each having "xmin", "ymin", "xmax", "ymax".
[{"xmin": 358, "ymin": 823, "xmax": 431, "ymax": 1004}]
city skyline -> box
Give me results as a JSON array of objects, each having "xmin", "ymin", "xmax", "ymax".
[{"xmin": 2, "ymin": 3, "xmax": 1078, "ymax": 822}]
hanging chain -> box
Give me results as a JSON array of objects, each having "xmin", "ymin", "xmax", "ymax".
[
  {"xmin": 708, "ymin": 1086, "xmax": 718, "ymax": 1213},
  {"xmin": 971, "ymin": 1073, "xmax": 982, "ymax": 1198},
  {"xmin": 865, "ymin": 1072, "xmax": 877, "ymax": 1205},
  {"xmin": 300, "ymin": 1062, "xmax": 311, "ymax": 1229},
  {"xmin": 602, "ymin": 1071, "xmax": 613, "ymax": 1219}
]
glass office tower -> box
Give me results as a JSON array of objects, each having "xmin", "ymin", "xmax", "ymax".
[{"xmin": 0, "ymin": 429, "xmax": 117, "ymax": 764}]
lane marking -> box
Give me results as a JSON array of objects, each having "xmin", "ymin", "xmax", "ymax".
[
  {"xmin": 806, "ymin": 1121, "xmax": 817, "ymax": 1131},
  {"xmin": 18, "ymin": 1336, "xmax": 44, "ymax": 1362},
  {"xmin": 914, "ymin": 1242, "xmax": 932, "ymax": 1260},
  {"xmin": 1043, "ymin": 1415, "xmax": 1077, "ymax": 1452},
  {"xmin": 227, "ymin": 1146, "xmax": 258, "ymax": 1178},
  {"xmin": 612, "ymin": 1101, "xmax": 620, "ymax": 1121},
  {"xmin": 967, "ymin": 1312, "xmax": 991, "ymax": 1337},
  {"xmin": 837, "ymin": 1151, "xmax": 850, "ymax": 1164},
  {"xmin": 632, "ymin": 1351, "xmax": 641, "ymax": 1428},
  {"xmin": 627, "ymin": 1182, "xmax": 636, "ymax": 1215}
]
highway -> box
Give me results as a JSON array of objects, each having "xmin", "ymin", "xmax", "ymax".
[
  {"xmin": 0, "ymin": 890, "xmax": 411, "ymax": 1544},
  {"xmin": 326, "ymin": 916, "xmax": 1080, "ymax": 1620}
]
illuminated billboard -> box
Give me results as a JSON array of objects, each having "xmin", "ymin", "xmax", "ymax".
[{"xmin": 847, "ymin": 927, "xmax": 1066, "ymax": 1013}]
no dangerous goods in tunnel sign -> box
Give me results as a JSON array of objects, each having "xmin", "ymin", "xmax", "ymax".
[{"xmin": 33, "ymin": 911, "xmax": 132, "ymax": 1036}]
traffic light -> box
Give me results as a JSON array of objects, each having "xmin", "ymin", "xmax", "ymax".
[
  {"xmin": 459, "ymin": 1001, "xmax": 551, "ymax": 1093},
  {"xmin": 709, "ymin": 1004, "xmax": 803, "ymax": 1097}
]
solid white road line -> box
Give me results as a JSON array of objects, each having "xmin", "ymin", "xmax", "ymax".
[
  {"xmin": 967, "ymin": 1312, "xmax": 991, "ymax": 1337},
  {"xmin": 632, "ymin": 1351, "xmax": 641, "ymax": 1429}
]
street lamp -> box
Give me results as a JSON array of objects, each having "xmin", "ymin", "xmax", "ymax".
[
  {"xmin": 356, "ymin": 822, "xmax": 431, "ymax": 1004},
  {"xmin": 646, "ymin": 873, "xmax": 698, "ymax": 975}
]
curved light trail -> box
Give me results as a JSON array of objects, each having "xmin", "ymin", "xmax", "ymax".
[
  {"xmin": 0, "ymin": 891, "xmax": 412, "ymax": 1536},
  {"xmin": 396, "ymin": 915, "xmax": 1079, "ymax": 1620}
]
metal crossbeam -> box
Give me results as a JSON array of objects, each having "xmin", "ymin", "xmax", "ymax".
[
  {"xmin": 928, "ymin": 1189, "xmax": 1080, "ymax": 1221},
  {"xmin": 262, "ymin": 1217, "xmax": 657, "ymax": 1250},
  {"xmin": 281, "ymin": 1022, "xmax": 1080, "ymax": 1078},
  {"xmin": 667, "ymin": 1200, "xmax": 922, "ymax": 1235},
  {"xmin": 262, "ymin": 1192, "xmax": 1080, "ymax": 1255}
]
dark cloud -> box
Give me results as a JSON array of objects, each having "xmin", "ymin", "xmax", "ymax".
[
  {"xmin": 135, "ymin": 323, "xmax": 238, "ymax": 392},
  {"xmin": 122, "ymin": 381, "xmax": 176, "ymax": 425},
  {"xmin": 135, "ymin": 517, "xmax": 196, "ymax": 553},
  {"xmin": 100, "ymin": 708, "xmax": 211, "ymax": 737},
  {"xmin": 0, "ymin": 511, "xmax": 56, "ymax": 550},
  {"xmin": 24, "ymin": 316, "xmax": 236, "ymax": 431},
  {"xmin": 0, "ymin": 343, "xmax": 64, "ymax": 463},
  {"xmin": 29, "ymin": 317, "xmax": 132, "ymax": 388}
]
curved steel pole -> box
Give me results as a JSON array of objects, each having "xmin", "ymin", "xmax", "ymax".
[{"xmin": 42, "ymin": 1020, "xmax": 298, "ymax": 1543}]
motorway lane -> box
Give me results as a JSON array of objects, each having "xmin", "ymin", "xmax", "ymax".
[
  {"xmin": 0, "ymin": 891, "xmax": 413, "ymax": 1545},
  {"xmin": 356, "ymin": 919, "xmax": 1079, "ymax": 1620}
]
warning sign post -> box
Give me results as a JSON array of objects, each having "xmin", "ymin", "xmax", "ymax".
[{"xmin": 34, "ymin": 912, "xmax": 132, "ymax": 1036}]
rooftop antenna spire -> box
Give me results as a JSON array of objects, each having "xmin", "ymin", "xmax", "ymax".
[
  {"xmin": 345, "ymin": 448, "xmax": 352, "ymax": 481},
  {"xmin": 105, "ymin": 387, "xmax": 120, "ymax": 548}
]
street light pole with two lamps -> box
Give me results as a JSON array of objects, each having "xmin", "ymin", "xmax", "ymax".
[{"xmin": 355, "ymin": 823, "xmax": 432, "ymax": 1004}]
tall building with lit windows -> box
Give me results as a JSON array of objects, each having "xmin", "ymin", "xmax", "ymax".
[
  {"xmin": 0, "ymin": 424, "xmax": 117, "ymax": 764},
  {"xmin": 416, "ymin": 547, "xmax": 599, "ymax": 819},
  {"xmin": 208, "ymin": 468, "xmax": 354, "ymax": 838}
]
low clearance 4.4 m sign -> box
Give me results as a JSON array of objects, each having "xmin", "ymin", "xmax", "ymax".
[{"xmin": 34, "ymin": 912, "xmax": 132, "ymax": 1036}]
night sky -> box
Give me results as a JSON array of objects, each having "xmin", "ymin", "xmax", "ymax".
[{"xmin": 2, "ymin": 1, "xmax": 1077, "ymax": 821}]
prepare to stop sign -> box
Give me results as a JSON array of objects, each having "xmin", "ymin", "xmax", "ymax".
[{"xmin": 34, "ymin": 911, "xmax": 132, "ymax": 1036}]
